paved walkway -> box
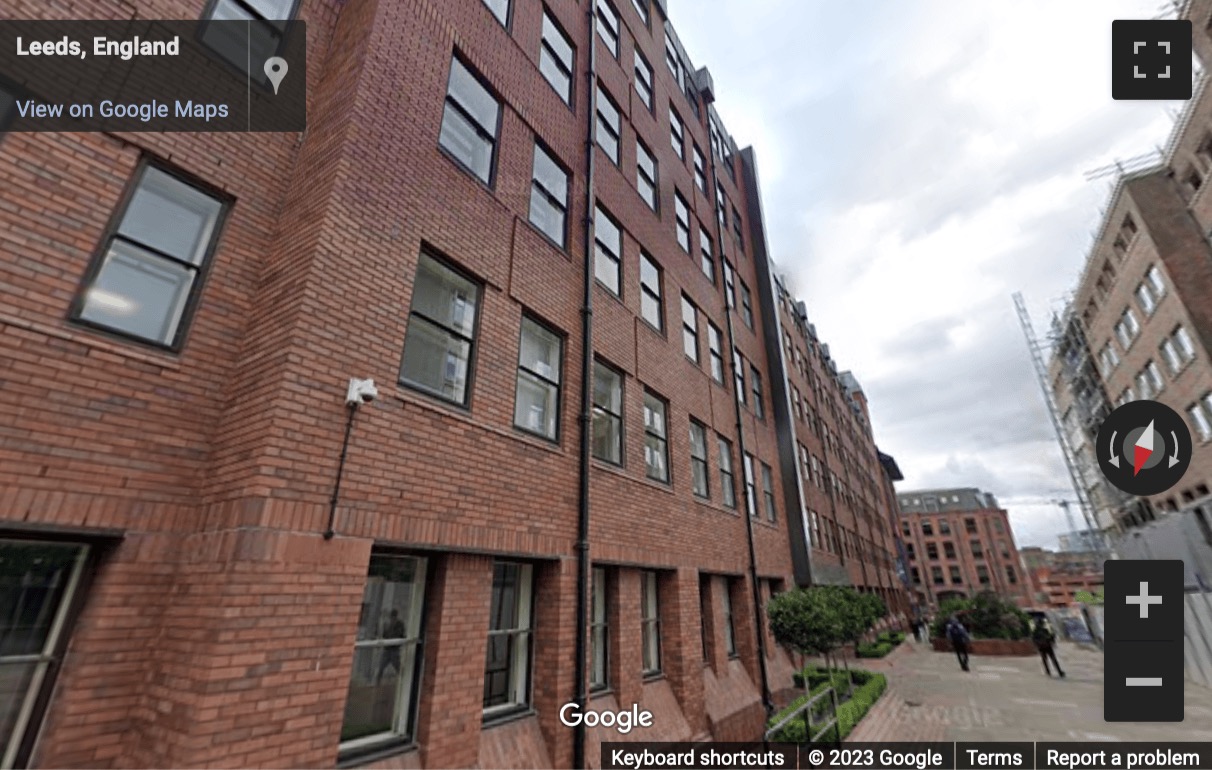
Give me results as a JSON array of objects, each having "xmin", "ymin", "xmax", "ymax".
[{"xmin": 846, "ymin": 639, "xmax": 1212, "ymax": 742}]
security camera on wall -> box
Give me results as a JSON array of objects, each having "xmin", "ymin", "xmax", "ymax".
[{"xmin": 346, "ymin": 378, "xmax": 378, "ymax": 407}]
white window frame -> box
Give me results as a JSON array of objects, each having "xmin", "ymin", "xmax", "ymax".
[
  {"xmin": 483, "ymin": 562, "xmax": 534, "ymax": 717},
  {"xmin": 595, "ymin": 0, "xmax": 620, "ymax": 57}
]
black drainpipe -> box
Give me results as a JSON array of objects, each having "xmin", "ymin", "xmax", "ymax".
[
  {"xmin": 573, "ymin": 6, "xmax": 598, "ymax": 767},
  {"xmin": 705, "ymin": 135, "xmax": 773, "ymax": 717}
]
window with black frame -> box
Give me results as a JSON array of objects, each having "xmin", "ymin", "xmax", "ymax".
[
  {"xmin": 399, "ymin": 252, "xmax": 481, "ymax": 406},
  {"xmin": 200, "ymin": 0, "xmax": 297, "ymax": 83},
  {"xmin": 439, "ymin": 57, "xmax": 501, "ymax": 185},
  {"xmin": 514, "ymin": 317, "xmax": 563, "ymax": 441},
  {"xmin": 529, "ymin": 142, "xmax": 569, "ymax": 247},
  {"xmin": 340, "ymin": 554, "xmax": 428, "ymax": 755},
  {"xmin": 590, "ymin": 567, "xmax": 609, "ymax": 691},
  {"xmin": 641, "ymin": 571, "xmax": 661, "ymax": 675},
  {"xmin": 539, "ymin": 12, "xmax": 574, "ymax": 104},
  {"xmin": 483, "ymin": 562, "xmax": 534, "ymax": 715}
]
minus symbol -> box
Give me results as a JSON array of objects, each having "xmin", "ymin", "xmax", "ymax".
[{"xmin": 1125, "ymin": 678, "xmax": 1163, "ymax": 686}]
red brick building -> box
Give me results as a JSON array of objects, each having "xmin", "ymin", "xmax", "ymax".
[
  {"xmin": 1019, "ymin": 547, "xmax": 1104, "ymax": 609},
  {"xmin": 897, "ymin": 489, "xmax": 1033, "ymax": 610},
  {"xmin": 0, "ymin": 0, "xmax": 907, "ymax": 768}
]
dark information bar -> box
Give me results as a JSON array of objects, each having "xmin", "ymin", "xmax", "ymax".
[{"xmin": 600, "ymin": 743, "xmax": 1212, "ymax": 770}]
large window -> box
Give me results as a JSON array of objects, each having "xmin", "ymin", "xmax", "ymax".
[
  {"xmin": 690, "ymin": 420, "xmax": 710, "ymax": 498},
  {"xmin": 750, "ymin": 366, "xmax": 764, "ymax": 419},
  {"xmin": 674, "ymin": 193, "xmax": 690, "ymax": 252},
  {"xmin": 634, "ymin": 49, "xmax": 653, "ymax": 111},
  {"xmin": 594, "ymin": 205, "xmax": 622, "ymax": 295},
  {"xmin": 482, "ymin": 0, "xmax": 509, "ymax": 25},
  {"xmin": 514, "ymin": 316, "xmax": 563, "ymax": 440},
  {"xmin": 73, "ymin": 165, "xmax": 226, "ymax": 348},
  {"xmin": 637, "ymin": 139, "xmax": 658, "ymax": 211},
  {"xmin": 595, "ymin": 0, "xmax": 620, "ymax": 57},
  {"xmin": 734, "ymin": 350, "xmax": 746, "ymax": 404},
  {"xmin": 1115, "ymin": 308, "xmax": 1141, "ymax": 349},
  {"xmin": 399, "ymin": 252, "xmax": 481, "ymax": 406},
  {"xmin": 718, "ymin": 436, "xmax": 736, "ymax": 508},
  {"xmin": 596, "ymin": 85, "xmax": 621, "ymax": 165},
  {"xmin": 593, "ymin": 361, "xmax": 624, "ymax": 464},
  {"xmin": 539, "ymin": 12, "xmax": 574, "ymax": 103},
  {"xmin": 743, "ymin": 453, "xmax": 757, "ymax": 517},
  {"xmin": 530, "ymin": 142, "xmax": 569, "ymax": 247},
  {"xmin": 740, "ymin": 281, "xmax": 754, "ymax": 329},
  {"xmin": 693, "ymin": 145, "xmax": 707, "ymax": 193},
  {"xmin": 640, "ymin": 253, "xmax": 663, "ymax": 331},
  {"xmin": 641, "ymin": 571, "xmax": 661, "ymax": 674},
  {"xmin": 1189, "ymin": 393, "xmax": 1212, "ymax": 442},
  {"xmin": 1161, "ymin": 325, "xmax": 1197, "ymax": 374},
  {"xmin": 1136, "ymin": 360, "xmax": 1165, "ymax": 400},
  {"xmin": 644, "ymin": 391, "xmax": 670, "ymax": 483},
  {"xmin": 708, "ymin": 323, "xmax": 725, "ymax": 384},
  {"xmin": 723, "ymin": 261, "xmax": 736, "ymax": 308},
  {"xmin": 761, "ymin": 463, "xmax": 776, "ymax": 522},
  {"xmin": 699, "ymin": 227, "xmax": 715, "ymax": 283},
  {"xmin": 590, "ymin": 568, "xmax": 609, "ymax": 691},
  {"xmin": 669, "ymin": 106, "xmax": 685, "ymax": 159},
  {"xmin": 484, "ymin": 562, "xmax": 534, "ymax": 714},
  {"xmin": 631, "ymin": 0, "xmax": 650, "ymax": 25},
  {"xmin": 439, "ymin": 58, "xmax": 501, "ymax": 185},
  {"xmin": 681, "ymin": 295, "xmax": 699, "ymax": 362},
  {"xmin": 200, "ymin": 0, "xmax": 296, "ymax": 82},
  {"xmin": 1, "ymin": 540, "xmax": 90, "ymax": 770},
  {"xmin": 341, "ymin": 554, "xmax": 428, "ymax": 753}
]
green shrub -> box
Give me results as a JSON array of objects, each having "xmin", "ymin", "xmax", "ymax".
[
  {"xmin": 769, "ymin": 668, "xmax": 886, "ymax": 743},
  {"xmin": 856, "ymin": 641, "xmax": 893, "ymax": 658},
  {"xmin": 931, "ymin": 592, "xmax": 1030, "ymax": 641},
  {"xmin": 889, "ymin": 631, "xmax": 906, "ymax": 644}
]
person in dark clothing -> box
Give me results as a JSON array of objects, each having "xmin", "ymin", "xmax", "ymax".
[
  {"xmin": 945, "ymin": 615, "xmax": 971, "ymax": 671},
  {"xmin": 375, "ymin": 609, "xmax": 407, "ymax": 684},
  {"xmin": 1032, "ymin": 618, "xmax": 1065, "ymax": 677}
]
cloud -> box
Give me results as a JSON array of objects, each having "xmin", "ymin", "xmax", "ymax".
[{"xmin": 673, "ymin": 0, "xmax": 1184, "ymax": 549}]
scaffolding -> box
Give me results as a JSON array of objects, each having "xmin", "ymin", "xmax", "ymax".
[{"xmin": 1013, "ymin": 293, "xmax": 1114, "ymax": 554}]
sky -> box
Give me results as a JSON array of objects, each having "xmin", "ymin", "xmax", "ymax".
[{"xmin": 674, "ymin": 0, "xmax": 1191, "ymax": 549}]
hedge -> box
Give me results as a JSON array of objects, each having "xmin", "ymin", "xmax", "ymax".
[
  {"xmin": 877, "ymin": 631, "xmax": 906, "ymax": 645},
  {"xmin": 769, "ymin": 667, "xmax": 885, "ymax": 743},
  {"xmin": 856, "ymin": 641, "xmax": 894, "ymax": 658}
]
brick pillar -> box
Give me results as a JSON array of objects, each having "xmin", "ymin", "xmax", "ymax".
[
  {"xmin": 533, "ymin": 557, "xmax": 577, "ymax": 768},
  {"xmin": 660, "ymin": 568, "xmax": 707, "ymax": 735},
  {"xmin": 415, "ymin": 553, "xmax": 493, "ymax": 769},
  {"xmin": 609, "ymin": 569, "xmax": 642, "ymax": 709},
  {"xmin": 730, "ymin": 575, "xmax": 760, "ymax": 686}
]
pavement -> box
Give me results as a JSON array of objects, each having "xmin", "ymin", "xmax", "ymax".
[{"xmin": 845, "ymin": 639, "xmax": 1212, "ymax": 742}]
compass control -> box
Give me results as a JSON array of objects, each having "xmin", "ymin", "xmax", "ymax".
[{"xmin": 1096, "ymin": 400, "xmax": 1192, "ymax": 497}]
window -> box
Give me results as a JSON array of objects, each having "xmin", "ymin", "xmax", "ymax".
[
  {"xmin": 750, "ymin": 365, "xmax": 764, "ymax": 419},
  {"xmin": 949, "ymin": 566, "xmax": 962, "ymax": 584},
  {"xmin": 970, "ymin": 539, "xmax": 983, "ymax": 558},
  {"xmin": 341, "ymin": 554, "xmax": 427, "ymax": 752},
  {"xmin": 73, "ymin": 165, "xmax": 225, "ymax": 347},
  {"xmin": 634, "ymin": 49, "xmax": 653, "ymax": 110},
  {"xmin": 539, "ymin": 12, "xmax": 574, "ymax": 103},
  {"xmin": 732, "ymin": 205, "xmax": 744, "ymax": 249},
  {"xmin": 926, "ymin": 542, "xmax": 939, "ymax": 560},
  {"xmin": 631, "ymin": 0, "xmax": 650, "ymax": 25},
  {"xmin": 665, "ymin": 31, "xmax": 680, "ymax": 81},
  {"xmin": 699, "ymin": 227, "xmax": 715, "ymax": 283},
  {"xmin": 514, "ymin": 317, "xmax": 563, "ymax": 440},
  {"xmin": 592, "ymin": 361, "xmax": 624, "ymax": 464},
  {"xmin": 718, "ymin": 436, "xmax": 737, "ymax": 508},
  {"xmin": 1137, "ymin": 360, "xmax": 1165, "ymax": 399},
  {"xmin": 723, "ymin": 261, "xmax": 736, "ymax": 309},
  {"xmin": 964, "ymin": 517, "xmax": 977, "ymax": 534},
  {"xmin": 1162, "ymin": 326, "xmax": 1197, "ymax": 374},
  {"xmin": 743, "ymin": 453, "xmax": 757, "ymax": 517},
  {"xmin": 740, "ymin": 282, "xmax": 754, "ymax": 329},
  {"xmin": 439, "ymin": 58, "xmax": 501, "ymax": 185},
  {"xmin": 708, "ymin": 323, "xmax": 725, "ymax": 383},
  {"xmin": 905, "ymin": 543, "xmax": 915, "ymax": 560},
  {"xmin": 595, "ymin": 0, "xmax": 620, "ymax": 57},
  {"xmin": 761, "ymin": 463, "xmax": 777, "ymax": 521},
  {"xmin": 0, "ymin": 540, "xmax": 90, "ymax": 770},
  {"xmin": 721, "ymin": 582, "xmax": 737, "ymax": 656},
  {"xmin": 943, "ymin": 542, "xmax": 956, "ymax": 559},
  {"xmin": 641, "ymin": 571, "xmax": 661, "ymax": 673},
  {"xmin": 693, "ymin": 145, "xmax": 707, "ymax": 192},
  {"xmin": 590, "ymin": 568, "xmax": 609, "ymax": 691},
  {"xmin": 482, "ymin": 0, "xmax": 509, "ymax": 25},
  {"xmin": 596, "ymin": 85, "xmax": 621, "ymax": 164},
  {"xmin": 931, "ymin": 566, "xmax": 945, "ymax": 585},
  {"xmin": 690, "ymin": 421, "xmax": 710, "ymax": 498},
  {"xmin": 1190, "ymin": 397, "xmax": 1212, "ymax": 442},
  {"xmin": 1098, "ymin": 342, "xmax": 1120, "ymax": 375},
  {"xmin": 484, "ymin": 562, "xmax": 534, "ymax": 713},
  {"xmin": 911, "ymin": 567, "xmax": 921, "ymax": 584},
  {"xmin": 640, "ymin": 252, "xmax": 663, "ymax": 331},
  {"xmin": 644, "ymin": 391, "xmax": 670, "ymax": 483},
  {"xmin": 1115, "ymin": 308, "xmax": 1141, "ymax": 349},
  {"xmin": 1006, "ymin": 566, "xmax": 1018, "ymax": 584},
  {"xmin": 938, "ymin": 519, "xmax": 950, "ymax": 535},
  {"xmin": 1146, "ymin": 264, "xmax": 1166, "ymax": 298},
  {"xmin": 734, "ymin": 350, "xmax": 746, "ymax": 404},
  {"xmin": 976, "ymin": 565, "xmax": 990, "ymax": 585},
  {"xmin": 636, "ymin": 139, "xmax": 658, "ymax": 211},
  {"xmin": 681, "ymin": 296, "xmax": 699, "ymax": 362},
  {"xmin": 594, "ymin": 205, "xmax": 622, "ymax": 295},
  {"xmin": 530, "ymin": 143, "xmax": 569, "ymax": 246},
  {"xmin": 674, "ymin": 192, "xmax": 690, "ymax": 252},
  {"xmin": 1136, "ymin": 281, "xmax": 1159, "ymax": 316},
  {"xmin": 669, "ymin": 106, "xmax": 684, "ymax": 159},
  {"xmin": 200, "ymin": 0, "xmax": 295, "ymax": 82},
  {"xmin": 715, "ymin": 184, "xmax": 727, "ymax": 229},
  {"xmin": 400, "ymin": 252, "xmax": 481, "ymax": 406}
]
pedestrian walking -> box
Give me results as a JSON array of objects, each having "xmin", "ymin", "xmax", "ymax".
[
  {"xmin": 945, "ymin": 614, "xmax": 971, "ymax": 671},
  {"xmin": 1032, "ymin": 617, "xmax": 1065, "ymax": 678}
]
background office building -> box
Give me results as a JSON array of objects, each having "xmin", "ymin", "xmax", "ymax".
[
  {"xmin": 0, "ymin": 0, "xmax": 911, "ymax": 768},
  {"xmin": 898, "ymin": 488, "xmax": 1033, "ymax": 609}
]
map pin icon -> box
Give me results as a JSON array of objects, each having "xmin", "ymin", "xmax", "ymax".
[{"xmin": 264, "ymin": 57, "xmax": 288, "ymax": 95}]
